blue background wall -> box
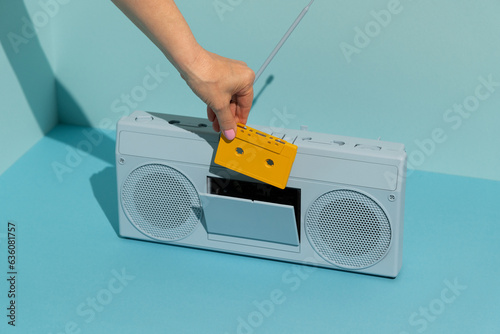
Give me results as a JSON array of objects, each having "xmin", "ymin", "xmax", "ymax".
[
  {"xmin": 0, "ymin": 0, "xmax": 58, "ymax": 174},
  {"xmin": 1, "ymin": 0, "xmax": 499, "ymax": 180}
]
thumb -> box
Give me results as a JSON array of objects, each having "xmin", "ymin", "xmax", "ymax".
[{"xmin": 214, "ymin": 103, "xmax": 237, "ymax": 141}]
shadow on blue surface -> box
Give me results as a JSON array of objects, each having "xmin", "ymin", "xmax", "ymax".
[
  {"xmin": 0, "ymin": 1, "xmax": 115, "ymax": 166},
  {"xmin": 252, "ymin": 74, "xmax": 274, "ymax": 108},
  {"xmin": 47, "ymin": 81, "xmax": 115, "ymax": 165},
  {"xmin": 0, "ymin": 1, "xmax": 55, "ymax": 133},
  {"xmin": 90, "ymin": 166, "xmax": 119, "ymax": 236}
]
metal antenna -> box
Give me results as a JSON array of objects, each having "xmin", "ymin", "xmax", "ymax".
[{"xmin": 254, "ymin": 0, "xmax": 315, "ymax": 84}]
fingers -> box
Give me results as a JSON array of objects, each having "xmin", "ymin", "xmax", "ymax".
[
  {"xmin": 207, "ymin": 106, "xmax": 220, "ymax": 132},
  {"xmin": 212, "ymin": 119, "xmax": 220, "ymax": 132},
  {"xmin": 234, "ymin": 85, "xmax": 253, "ymax": 125},
  {"xmin": 207, "ymin": 85, "xmax": 253, "ymax": 137},
  {"xmin": 234, "ymin": 67, "xmax": 255, "ymax": 125},
  {"xmin": 212, "ymin": 103, "xmax": 237, "ymax": 140},
  {"xmin": 207, "ymin": 106, "xmax": 216, "ymax": 122}
]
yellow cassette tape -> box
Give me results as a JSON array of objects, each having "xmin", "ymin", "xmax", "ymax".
[{"xmin": 214, "ymin": 124, "xmax": 298, "ymax": 189}]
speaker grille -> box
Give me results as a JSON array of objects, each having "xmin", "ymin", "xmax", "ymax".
[
  {"xmin": 305, "ymin": 190, "xmax": 391, "ymax": 269},
  {"xmin": 121, "ymin": 164, "xmax": 202, "ymax": 241}
]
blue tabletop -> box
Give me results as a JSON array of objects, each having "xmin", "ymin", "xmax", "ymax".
[{"xmin": 0, "ymin": 124, "xmax": 499, "ymax": 334}]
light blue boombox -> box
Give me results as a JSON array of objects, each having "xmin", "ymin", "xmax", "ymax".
[{"xmin": 115, "ymin": 111, "xmax": 407, "ymax": 278}]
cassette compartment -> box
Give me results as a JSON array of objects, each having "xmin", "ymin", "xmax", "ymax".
[{"xmin": 200, "ymin": 177, "xmax": 301, "ymax": 246}]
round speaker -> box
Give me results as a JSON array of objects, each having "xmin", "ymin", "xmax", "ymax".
[
  {"xmin": 121, "ymin": 164, "xmax": 202, "ymax": 241},
  {"xmin": 305, "ymin": 190, "xmax": 391, "ymax": 269}
]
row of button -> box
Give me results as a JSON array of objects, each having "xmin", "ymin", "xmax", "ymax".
[{"xmin": 272, "ymin": 131, "xmax": 382, "ymax": 151}]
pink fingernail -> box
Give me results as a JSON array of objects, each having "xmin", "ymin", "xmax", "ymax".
[{"xmin": 223, "ymin": 129, "xmax": 235, "ymax": 141}]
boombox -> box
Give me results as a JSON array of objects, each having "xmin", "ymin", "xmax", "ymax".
[{"xmin": 116, "ymin": 111, "xmax": 407, "ymax": 277}]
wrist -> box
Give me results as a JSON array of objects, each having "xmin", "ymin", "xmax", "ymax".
[{"xmin": 173, "ymin": 44, "xmax": 212, "ymax": 82}]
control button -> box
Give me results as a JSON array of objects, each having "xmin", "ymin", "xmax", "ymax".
[
  {"xmin": 283, "ymin": 135, "xmax": 297, "ymax": 143},
  {"xmin": 301, "ymin": 137, "xmax": 332, "ymax": 145},
  {"xmin": 332, "ymin": 140, "xmax": 345, "ymax": 146},
  {"xmin": 355, "ymin": 144, "xmax": 381, "ymax": 151},
  {"xmin": 135, "ymin": 116, "xmax": 154, "ymax": 122}
]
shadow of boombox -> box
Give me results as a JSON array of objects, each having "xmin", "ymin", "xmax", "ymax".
[{"xmin": 116, "ymin": 111, "xmax": 407, "ymax": 278}]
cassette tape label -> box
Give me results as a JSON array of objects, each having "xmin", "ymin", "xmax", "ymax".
[{"xmin": 214, "ymin": 124, "xmax": 298, "ymax": 189}]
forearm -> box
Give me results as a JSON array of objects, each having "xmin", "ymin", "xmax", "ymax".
[
  {"xmin": 111, "ymin": 0, "xmax": 203, "ymax": 77},
  {"xmin": 112, "ymin": 0, "xmax": 255, "ymax": 136}
]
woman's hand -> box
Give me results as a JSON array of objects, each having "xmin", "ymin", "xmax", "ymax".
[{"xmin": 181, "ymin": 50, "xmax": 255, "ymax": 140}]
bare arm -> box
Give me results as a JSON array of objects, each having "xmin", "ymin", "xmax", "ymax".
[{"xmin": 111, "ymin": 0, "xmax": 254, "ymax": 140}]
